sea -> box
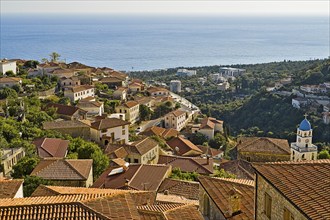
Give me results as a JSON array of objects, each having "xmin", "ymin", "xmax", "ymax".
[{"xmin": 1, "ymin": 14, "xmax": 329, "ymax": 71}]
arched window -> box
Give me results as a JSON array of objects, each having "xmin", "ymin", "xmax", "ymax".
[{"xmin": 302, "ymin": 154, "xmax": 305, "ymax": 159}]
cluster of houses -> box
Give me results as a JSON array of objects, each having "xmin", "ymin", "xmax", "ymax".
[{"xmin": 0, "ymin": 59, "xmax": 329, "ymax": 220}]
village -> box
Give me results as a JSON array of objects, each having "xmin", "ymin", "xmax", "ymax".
[{"xmin": 0, "ymin": 57, "xmax": 329, "ymax": 220}]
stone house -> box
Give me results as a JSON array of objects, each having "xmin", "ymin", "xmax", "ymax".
[
  {"xmin": 128, "ymin": 82, "xmax": 144, "ymax": 93},
  {"xmin": 147, "ymin": 86, "xmax": 171, "ymax": 97},
  {"xmin": 43, "ymin": 120, "xmax": 91, "ymax": 140},
  {"xmin": 64, "ymin": 85, "xmax": 95, "ymax": 102},
  {"xmin": 113, "ymin": 87, "xmax": 128, "ymax": 101},
  {"xmin": 0, "ymin": 77, "xmax": 22, "ymax": 89},
  {"xmin": 164, "ymin": 110, "xmax": 187, "ymax": 131},
  {"xmin": 90, "ymin": 118, "xmax": 130, "ymax": 145},
  {"xmin": 192, "ymin": 117, "xmax": 224, "ymax": 139},
  {"xmin": 0, "ymin": 148, "xmax": 25, "ymax": 177},
  {"xmin": 125, "ymin": 137, "xmax": 160, "ymax": 164},
  {"xmin": 46, "ymin": 103, "xmax": 87, "ymax": 120},
  {"xmin": 31, "ymin": 158, "xmax": 93, "ymax": 187},
  {"xmin": 115, "ymin": 101, "xmax": 140, "ymax": 124},
  {"xmin": 99, "ymin": 76, "xmax": 125, "ymax": 89},
  {"xmin": 199, "ymin": 176, "xmax": 254, "ymax": 220},
  {"xmin": 253, "ymin": 160, "xmax": 330, "ymax": 220},
  {"xmin": 236, "ymin": 137, "xmax": 291, "ymax": 162},
  {"xmin": 59, "ymin": 76, "xmax": 81, "ymax": 89}
]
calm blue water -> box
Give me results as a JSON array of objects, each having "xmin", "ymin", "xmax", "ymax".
[{"xmin": 1, "ymin": 15, "xmax": 329, "ymax": 71}]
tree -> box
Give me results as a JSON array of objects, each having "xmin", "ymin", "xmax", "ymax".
[
  {"xmin": 170, "ymin": 168, "xmax": 199, "ymax": 181},
  {"xmin": 49, "ymin": 52, "xmax": 61, "ymax": 62},
  {"xmin": 212, "ymin": 168, "xmax": 236, "ymax": 178},
  {"xmin": 190, "ymin": 132, "xmax": 208, "ymax": 145},
  {"xmin": 318, "ymin": 149, "xmax": 330, "ymax": 159},
  {"xmin": 5, "ymin": 70, "xmax": 15, "ymax": 76},
  {"xmin": 12, "ymin": 157, "xmax": 40, "ymax": 178},
  {"xmin": 23, "ymin": 176, "xmax": 53, "ymax": 197},
  {"xmin": 139, "ymin": 104, "xmax": 152, "ymax": 121},
  {"xmin": 0, "ymin": 87, "xmax": 18, "ymax": 99},
  {"xmin": 58, "ymin": 97, "xmax": 71, "ymax": 105}
]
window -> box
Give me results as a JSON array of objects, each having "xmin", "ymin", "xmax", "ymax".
[
  {"xmin": 312, "ymin": 153, "xmax": 315, "ymax": 160},
  {"xmin": 247, "ymin": 157, "xmax": 251, "ymax": 162},
  {"xmin": 283, "ymin": 207, "xmax": 294, "ymax": 220},
  {"xmin": 264, "ymin": 193, "xmax": 272, "ymax": 218},
  {"xmin": 134, "ymin": 159, "xmax": 139, "ymax": 163},
  {"xmin": 122, "ymin": 129, "xmax": 126, "ymax": 135}
]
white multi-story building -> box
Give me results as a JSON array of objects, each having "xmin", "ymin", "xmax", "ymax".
[
  {"xmin": 217, "ymin": 82, "xmax": 230, "ymax": 91},
  {"xmin": 0, "ymin": 60, "xmax": 17, "ymax": 75},
  {"xmin": 164, "ymin": 110, "xmax": 187, "ymax": 131},
  {"xmin": 219, "ymin": 67, "xmax": 246, "ymax": 77},
  {"xmin": 115, "ymin": 101, "xmax": 140, "ymax": 124},
  {"xmin": 177, "ymin": 69, "xmax": 196, "ymax": 77},
  {"xmin": 291, "ymin": 116, "xmax": 318, "ymax": 161},
  {"xmin": 64, "ymin": 85, "xmax": 95, "ymax": 102},
  {"xmin": 169, "ymin": 80, "xmax": 182, "ymax": 93},
  {"xmin": 90, "ymin": 118, "xmax": 130, "ymax": 146}
]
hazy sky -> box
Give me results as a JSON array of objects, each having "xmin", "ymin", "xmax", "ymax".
[{"xmin": 1, "ymin": 0, "xmax": 329, "ymax": 16}]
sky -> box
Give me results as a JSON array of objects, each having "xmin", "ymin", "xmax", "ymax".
[{"xmin": 1, "ymin": 0, "xmax": 329, "ymax": 16}]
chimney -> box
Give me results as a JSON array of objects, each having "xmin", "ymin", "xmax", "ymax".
[
  {"xmin": 228, "ymin": 187, "xmax": 242, "ymax": 217},
  {"xmin": 206, "ymin": 155, "xmax": 210, "ymax": 165}
]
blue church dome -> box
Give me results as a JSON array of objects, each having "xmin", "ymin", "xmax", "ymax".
[{"xmin": 299, "ymin": 118, "xmax": 311, "ymax": 131}]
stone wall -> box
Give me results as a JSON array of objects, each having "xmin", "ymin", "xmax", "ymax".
[
  {"xmin": 239, "ymin": 151, "xmax": 290, "ymax": 162},
  {"xmin": 199, "ymin": 185, "xmax": 226, "ymax": 220},
  {"xmin": 256, "ymin": 175, "xmax": 308, "ymax": 220}
]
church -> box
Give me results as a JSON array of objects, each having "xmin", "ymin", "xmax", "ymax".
[{"xmin": 291, "ymin": 116, "xmax": 318, "ymax": 161}]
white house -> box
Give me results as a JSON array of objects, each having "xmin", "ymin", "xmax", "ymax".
[
  {"xmin": 115, "ymin": 101, "xmax": 140, "ymax": 124},
  {"xmin": 219, "ymin": 67, "xmax": 245, "ymax": 77},
  {"xmin": 291, "ymin": 117, "xmax": 318, "ymax": 161},
  {"xmin": 59, "ymin": 76, "xmax": 81, "ymax": 89},
  {"xmin": 164, "ymin": 110, "xmax": 187, "ymax": 131},
  {"xmin": 147, "ymin": 87, "xmax": 170, "ymax": 97},
  {"xmin": 169, "ymin": 80, "xmax": 182, "ymax": 93},
  {"xmin": 217, "ymin": 82, "xmax": 230, "ymax": 91},
  {"xmin": 64, "ymin": 85, "xmax": 95, "ymax": 102},
  {"xmin": 90, "ymin": 118, "xmax": 130, "ymax": 146},
  {"xmin": 113, "ymin": 87, "xmax": 128, "ymax": 101},
  {"xmin": 192, "ymin": 117, "xmax": 224, "ymax": 139},
  {"xmin": 76, "ymin": 100, "xmax": 104, "ymax": 116},
  {"xmin": 176, "ymin": 69, "xmax": 197, "ymax": 77},
  {"xmin": 0, "ymin": 60, "xmax": 17, "ymax": 75}
]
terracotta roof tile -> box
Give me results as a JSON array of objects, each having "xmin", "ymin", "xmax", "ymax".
[
  {"xmin": 31, "ymin": 158, "xmax": 93, "ymax": 180},
  {"xmin": 0, "ymin": 179, "xmax": 23, "ymax": 198},
  {"xmin": 33, "ymin": 138, "xmax": 69, "ymax": 158},
  {"xmin": 158, "ymin": 178, "xmax": 199, "ymax": 200},
  {"xmin": 237, "ymin": 137, "xmax": 290, "ymax": 155},
  {"xmin": 0, "ymin": 77, "xmax": 22, "ymax": 83},
  {"xmin": 43, "ymin": 120, "xmax": 90, "ymax": 129},
  {"xmin": 91, "ymin": 118, "xmax": 130, "ymax": 130},
  {"xmin": 253, "ymin": 159, "xmax": 330, "ymax": 220},
  {"xmin": 199, "ymin": 176, "xmax": 255, "ymax": 219},
  {"xmin": 167, "ymin": 136, "xmax": 202, "ymax": 156},
  {"xmin": 141, "ymin": 127, "xmax": 178, "ymax": 139},
  {"xmin": 158, "ymin": 155, "xmax": 213, "ymax": 175},
  {"xmin": 129, "ymin": 137, "xmax": 159, "ymax": 156},
  {"xmin": 122, "ymin": 101, "xmax": 139, "ymax": 108},
  {"xmin": 220, "ymin": 159, "xmax": 255, "ymax": 180},
  {"xmin": 166, "ymin": 110, "xmax": 186, "ymax": 118},
  {"xmin": 164, "ymin": 204, "xmax": 204, "ymax": 220},
  {"xmin": 93, "ymin": 164, "xmax": 170, "ymax": 191},
  {"xmin": 46, "ymin": 103, "xmax": 86, "ymax": 116}
]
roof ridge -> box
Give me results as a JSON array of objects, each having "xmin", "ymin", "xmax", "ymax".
[
  {"xmin": 190, "ymin": 158, "xmax": 213, "ymax": 173},
  {"xmin": 201, "ymin": 176, "xmax": 255, "ymax": 187},
  {"xmin": 163, "ymin": 203, "xmax": 192, "ymax": 213},
  {"xmin": 253, "ymin": 159, "xmax": 330, "ymax": 165},
  {"xmin": 64, "ymin": 160, "xmax": 88, "ymax": 180},
  {"xmin": 127, "ymin": 164, "xmax": 143, "ymax": 187}
]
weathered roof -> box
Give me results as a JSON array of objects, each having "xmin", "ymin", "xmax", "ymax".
[
  {"xmin": 77, "ymin": 100, "xmax": 103, "ymax": 108},
  {"xmin": 253, "ymin": 160, "xmax": 330, "ymax": 220},
  {"xmin": 105, "ymin": 144, "xmax": 129, "ymax": 159},
  {"xmin": 158, "ymin": 178, "xmax": 199, "ymax": 200},
  {"xmin": 0, "ymin": 179, "xmax": 23, "ymax": 199},
  {"xmin": 199, "ymin": 176, "xmax": 254, "ymax": 220},
  {"xmin": 166, "ymin": 136, "xmax": 202, "ymax": 156},
  {"xmin": 33, "ymin": 138, "xmax": 69, "ymax": 158},
  {"xmin": 43, "ymin": 120, "xmax": 90, "ymax": 129},
  {"xmin": 147, "ymin": 87, "xmax": 169, "ymax": 93},
  {"xmin": 91, "ymin": 118, "xmax": 130, "ymax": 130},
  {"xmin": 220, "ymin": 159, "xmax": 254, "ymax": 180},
  {"xmin": 0, "ymin": 77, "xmax": 22, "ymax": 83},
  {"xmin": 236, "ymin": 137, "xmax": 290, "ymax": 155},
  {"xmin": 66, "ymin": 85, "xmax": 94, "ymax": 93},
  {"xmin": 121, "ymin": 101, "xmax": 139, "ymax": 108},
  {"xmin": 197, "ymin": 145, "xmax": 223, "ymax": 157},
  {"xmin": 158, "ymin": 155, "xmax": 213, "ymax": 175},
  {"xmin": 140, "ymin": 126, "xmax": 178, "ymax": 139},
  {"xmin": 128, "ymin": 137, "xmax": 159, "ymax": 156},
  {"xmin": 46, "ymin": 103, "xmax": 86, "ymax": 117},
  {"xmin": 166, "ymin": 110, "xmax": 186, "ymax": 118},
  {"xmin": 0, "ymin": 193, "xmax": 141, "ymax": 220},
  {"xmin": 93, "ymin": 164, "xmax": 170, "ymax": 191},
  {"xmin": 200, "ymin": 117, "xmax": 215, "ymax": 129},
  {"xmin": 99, "ymin": 76, "xmax": 124, "ymax": 83},
  {"xmin": 31, "ymin": 158, "xmax": 93, "ymax": 180}
]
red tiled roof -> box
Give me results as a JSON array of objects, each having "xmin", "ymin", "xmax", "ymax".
[
  {"xmin": 167, "ymin": 136, "xmax": 202, "ymax": 156},
  {"xmin": 93, "ymin": 164, "xmax": 170, "ymax": 191},
  {"xmin": 158, "ymin": 178, "xmax": 199, "ymax": 200},
  {"xmin": 0, "ymin": 77, "xmax": 22, "ymax": 83},
  {"xmin": 46, "ymin": 103, "xmax": 87, "ymax": 116},
  {"xmin": 129, "ymin": 137, "xmax": 159, "ymax": 155},
  {"xmin": 31, "ymin": 158, "xmax": 93, "ymax": 180},
  {"xmin": 0, "ymin": 179, "xmax": 23, "ymax": 198},
  {"xmin": 91, "ymin": 118, "xmax": 130, "ymax": 130},
  {"xmin": 122, "ymin": 101, "xmax": 139, "ymax": 108},
  {"xmin": 236, "ymin": 137, "xmax": 291, "ymax": 155},
  {"xmin": 33, "ymin": 138, "xmax": 69, "ymax": 158},
  {"xmin": 158, "ymin": 155, "xmax": 213, "ymax": 175},
  {"xmin": 253, "ymin": 160, "xmax": 330, "ymax": 220},
  {"xmin": 199, "ymin": 176, "xmax": 255, "ymax": 220},
  {"xmin": 166, "ymin": 110, "xmax": 186, "ymax": 118},
  {"xmin": 141, "ymin": 126, "xmax": 178, "ymax": 139},
  {"xmin": 105, "ymin": 145, "xmax": 129, "ymax": 159},
  {"xmin": 43, "ymin": 120, "xmax": 91, "ymax": 129}
]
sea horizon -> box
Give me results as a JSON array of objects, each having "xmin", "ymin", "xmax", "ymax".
[{"xmin": 1, "ymin": 14, "xmax": 329, "ymax": 71}]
